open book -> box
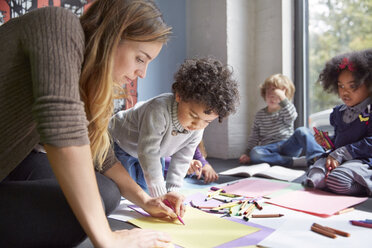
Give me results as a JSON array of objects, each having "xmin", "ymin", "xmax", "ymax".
[{"xmin": 219, "ymin": 163, "xmax": 305, "ymax": 182}]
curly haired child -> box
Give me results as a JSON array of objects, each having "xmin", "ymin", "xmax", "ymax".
[
  {"xmin": 110, "ymin": 57, "xmax": 239, "ymax": 197},
  {"xmin": 304, "ymin": 49, "xmax": 372, "ymax": 196},
  {"xmin": 239, "ymin": 74, "xmax": 323, "ymax": 167}
]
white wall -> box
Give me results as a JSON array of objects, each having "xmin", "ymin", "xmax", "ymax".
[
  {"xmin": 186, "ymin": 0, "xmax": 294, "ymax": 159},
  {"xmin": 186, "ymin": 0, "xmax": 229, "ymax": 158}
]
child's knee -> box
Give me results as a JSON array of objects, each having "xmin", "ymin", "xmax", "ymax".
[
  {"xmin": 326, "ymin": 169, "xmax": 364, "ymax": 195},
  {"xmin": 249, "ymin": 148, "xmax": 262, "ymax": 163},
  {"xmin": 294, "ymin": 126, "xmax": 311, "ymax": 138}
]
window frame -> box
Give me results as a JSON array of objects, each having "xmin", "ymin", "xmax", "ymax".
[{"xmin": 294, "ymin": 0, "xmax": 309, "ymax": 128}]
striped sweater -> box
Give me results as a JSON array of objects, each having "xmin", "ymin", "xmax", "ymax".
[{"xmin": 245, "ymin": 99, "xmax": 298, "ymax": 153}]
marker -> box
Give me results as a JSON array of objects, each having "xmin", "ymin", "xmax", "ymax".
[
  {"xmin": 212, "ymin": 200, "xmax": 242, "ymax": 210},
  {"xmin": 251, "ymin": 214, "xmax": 283, "ymax": 218},
  {"xmin": 205, "ymin": 188, "xmax": 223, "ymax": 201},
  {"xmin": 350, "ymin": 220, "xmax": 372, "ymax": 229},
  {"xmin": 163, "ymin": 199, "xmax": 185, "ymax": 225},
  {"xmin": 210, "ymin": 186, "xmax": 226, "ymax": 193},
  {"xmin": 219, "ymin": 192, "xmax": 241, "ymax": 198},
  {"xmin": 253, "ymin": 200, "xmax": 263, "ymax": 210}
]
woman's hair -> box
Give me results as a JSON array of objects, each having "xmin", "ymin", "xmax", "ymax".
[
  {"xmin": 172, "ymin": 57, "xmax": 240, "ymax": 122},
  {"xmin": 260, "ymin": 74, "xmax": 295, "ymax": 100},
  {"xmin": 318, "ymin": 49, "xmax": 372, "ymax": 94},
  {"xmin": 79, "ymin": 0, "xmax": 172, "ymax": 170}
]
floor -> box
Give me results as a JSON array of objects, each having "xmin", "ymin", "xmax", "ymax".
[{"xmin": 76, "ymin": 158, "xmax": 372, "ymax": 247}]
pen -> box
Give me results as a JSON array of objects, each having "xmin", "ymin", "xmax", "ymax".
[
  {"xmin": 251, "ymin": 214, "xmax": 283, "ymax": 218},
  {"xmin": 163, "ymin": 199, "xmax": 185, "ymax": 225}
]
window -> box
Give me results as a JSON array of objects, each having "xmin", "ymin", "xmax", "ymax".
[{"xmin": 307, "ymin": 0, "xmax": 372, "ymax": 115}]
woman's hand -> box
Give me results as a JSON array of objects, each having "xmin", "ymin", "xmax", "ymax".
[
  {"xmin": 201, "ymin": 164, "xmax": 219, "ymax": 183},
  {"xmin": 187, "ymin": 160, "xmax": 203, "ymax": 178},
  {"xmin": 239, "ymin": 154, "xmax": 250, "ymax": 164},
  {"xmin": 142, "ymin": 192, "xmax": 185, "ymax": 219},
  {"xmin": 110, "ymin": 228, "xmax": 172, "ymax": 248}
]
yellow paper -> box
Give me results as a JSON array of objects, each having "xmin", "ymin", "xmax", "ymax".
[{"xmin": 129, "ymin": 206, "xmax": 260, "ymax": 248}]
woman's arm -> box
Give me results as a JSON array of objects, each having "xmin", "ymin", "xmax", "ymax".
[
  {"xmin": 104, "ymin": 162, "xmax": 185, "ymax": 218},
  {"xmin": 44, "ymin": 144, "xmax": 113, "ymax": 247},
  {"xmin": 45, "ymin": 145, "xmax": 177, "ymax": 247}
]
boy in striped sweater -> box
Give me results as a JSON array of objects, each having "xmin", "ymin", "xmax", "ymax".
[{"xmin": 239, "ymin": 74, "xmax": 323, "ymax": 167}]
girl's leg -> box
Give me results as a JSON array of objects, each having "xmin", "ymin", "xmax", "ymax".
[
  {"xmin": 303, "ymin": 157, "xmax": 327, "ymax": 188},
  {"xmin": 249, "ymin": 141, "xmax": 293, "ymax": 166},
  {"xmin": 326, "ymin": 160, "xmax": 370, "ymax": 196},
  {"xmin": 0, "ymin": 150, "xmax": 120, "ymax": 247}
]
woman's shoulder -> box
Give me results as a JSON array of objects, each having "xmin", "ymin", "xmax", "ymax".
[
  {"xmin": 19, "ymin": 7, "xmax": 83, "ymax": 35},
  {"xmin": 24, "ymin": 6, "xmax": 79, "ymax": 21}
]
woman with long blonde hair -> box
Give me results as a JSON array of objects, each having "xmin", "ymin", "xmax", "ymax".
[{"xmin": 0, "ymin": 0, "xmax": 184, "ymax": 247}]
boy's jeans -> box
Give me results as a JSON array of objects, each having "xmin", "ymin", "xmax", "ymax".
[
  {"xmin": 113, "ymin": 142, "xmax": 165, "ymax": 192},
  {"xmin": 113, "ymin": 142, "xmax": 148, "ymax": 191},
  {"xmin": 249, "ymin": 127, "xmax": 324, "ymax": 166}
]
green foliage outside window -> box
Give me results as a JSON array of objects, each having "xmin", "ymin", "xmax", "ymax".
[{"xmin": 308, "ymin": 0, "xmax": 372, "ymax": 113}]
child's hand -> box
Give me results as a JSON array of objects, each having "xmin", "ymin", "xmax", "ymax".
[
  {"xmin": 239, "ymin": 154, "xmax": 251, "ymax": 164},
  {"xmin": 187, "ymin": 160, "xmax": 203, "ymax": 178},
  {"xmin": 201, "ymin": 164, "xmax": 219, "ymax": 183},
  {"xmin": 273, "ymin": 88, "xmax": 287, "ymax": 101},
  {"xmin": 314, "ymin": 132, "xmax": 326, "ymax": 147},
  {"xmin": 326, "ymin": 155, "xmax": 340, "ymax": 170}
]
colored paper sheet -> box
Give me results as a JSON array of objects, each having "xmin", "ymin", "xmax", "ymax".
[
  {"xmin": 215, "ymin": 217, "xmax": 275, "ymax": 248},
  {"xmin": 129, "ymin": 201, "xmax": 274, "ymax": 247},
  {"xmin": 267, "ymin": 188, "xmax": 368, "ymax": 217},
  {"xmin": 222, "ymin": 178, "xmax": 290, "ymax": 197},
  {"xmin": 129, "ymin": 206, "xmax": 260, "ymax": 248},
  {"xmin": 185, "ymin": 192, "xmax": 233, "ymax": 208}
]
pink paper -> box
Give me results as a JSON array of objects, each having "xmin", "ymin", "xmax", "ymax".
[
  {"xmin": 222, "ymin": 178, "xmax": 290, "ymax": 197},
  {"xmin": 267, "ymin": 188, "xmax": 368, "ymax": 217}
]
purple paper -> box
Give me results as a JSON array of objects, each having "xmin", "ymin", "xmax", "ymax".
[
  {"xmin": 185, "ymin": 192, "xmax": 223, "ymax": 208},
  {"xmin": 215, "ymin": 217, "xmax": 275, "ymax": 247},
  {"xmin": 128, "ymin": 205, "xmax": 150, "ymax": 216}
]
